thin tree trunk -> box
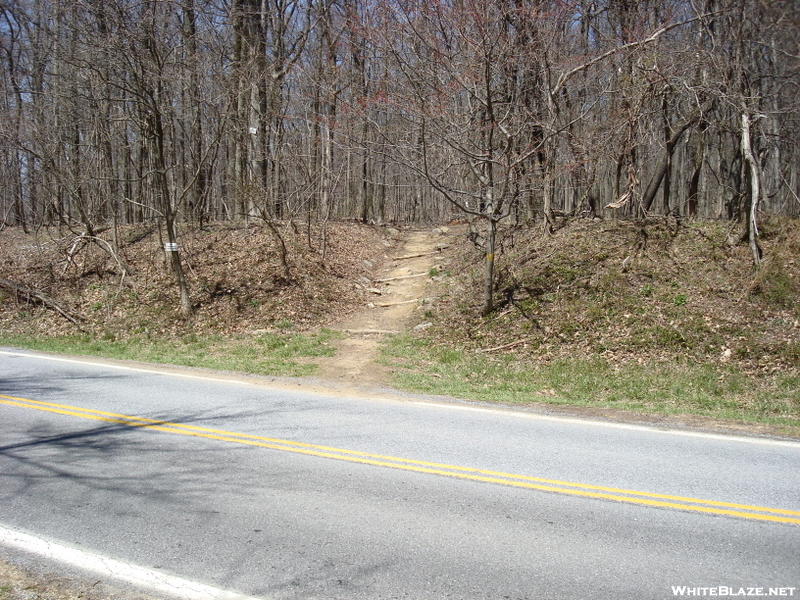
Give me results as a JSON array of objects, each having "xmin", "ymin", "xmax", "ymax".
[
  {"xmin": 641, "ymin": 118, "xmax": 695, "ymax": 214},
  {"xmin": 151, "ymin": 110, "xmax": 193, "ymax": 316},
  {"xmin": 482, "ymin": 219, "xmax": 497, "ymax": 316},
  {"xmin": 741, "ymin": 112, "xmax": 762, "ymax": 268}
]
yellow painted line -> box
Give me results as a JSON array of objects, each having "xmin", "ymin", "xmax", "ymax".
[{"xmin": 2, "ymin": 394, "xmax": 799, "ymax": 525}]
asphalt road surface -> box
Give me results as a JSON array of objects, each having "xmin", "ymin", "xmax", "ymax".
[{"xmin": 1, "ymin": 348, "xmax": 798, "ymax": 600}]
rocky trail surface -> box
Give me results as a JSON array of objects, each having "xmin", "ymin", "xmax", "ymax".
[{"xmin": 313, "ymin": 227, "xmax": 455, "ymax": 387}]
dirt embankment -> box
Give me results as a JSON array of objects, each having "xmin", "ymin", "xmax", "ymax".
[
  {"xmin": 1, "ymin": 217, "xmax": 798, "ymax": 389},
  {"xmin": 0, "ymin": 221, "xmax": 400, "ymax": 339},
  {"xmin": 2, "ymin": 217, "xmax": 798, "ymax": 392}
]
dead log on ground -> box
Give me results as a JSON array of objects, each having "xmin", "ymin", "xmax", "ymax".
[{"xmin": 0, "ymin": 278, "xmax": 86, "ymax": 328}]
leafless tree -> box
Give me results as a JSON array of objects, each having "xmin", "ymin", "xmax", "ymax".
[{"xmin": 0, "ymin": 0, "xmax": 797, "ymax": 287}]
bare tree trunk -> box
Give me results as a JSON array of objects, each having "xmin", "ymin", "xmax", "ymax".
[
  {"xmin": 150, "ymin": 109, "xmax": 193, "ymax": 317},
  {"xmin": 741, "ymin": 112, "xmax": 762, "ymax": 268},
  {"xmin": 482, "ymin": 219, "xmax": 497, "ymax": 316},
  {"xmin": 641, "ymin": 117, "xmax": 696, "ymax": 214},
  {"xmin": 263, "ymin": 217, "xmax": 291, "ymax": 281}
]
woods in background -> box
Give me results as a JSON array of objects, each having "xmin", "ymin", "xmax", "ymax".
[{"xmin": 1, "ymin": 0, "xmax": 797, "ymax": 233}]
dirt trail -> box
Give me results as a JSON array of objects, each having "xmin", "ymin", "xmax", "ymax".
[{"xmin": 314, "ymin": 227, "xmax": 455, "ymax": 387}]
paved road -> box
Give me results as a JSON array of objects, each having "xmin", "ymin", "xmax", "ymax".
[{"xmin": 1, "ymin": 349, "xmax": 798, "ymax": 600}]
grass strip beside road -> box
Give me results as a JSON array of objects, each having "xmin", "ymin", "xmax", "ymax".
[
  {"xmin": 0, "ymin": 331, "xmax": 341, "ymax": 378},
  {"xmin": 380, "ymin": 334, "xmax": 800, "ymax": 436},
  {"xmin": 2, "ymin": 393, "xmax": 799, "ymax": 526}
]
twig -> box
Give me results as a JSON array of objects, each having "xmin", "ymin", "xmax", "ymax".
[
  {"xmin": 374, "ymin": 272, "xmax": 428, "ymax": 282},
  {"xmin": 374, "ymin": 299, "xmax": 419, "ymax": 307},
  {"xmin": 480, "ymin": 337, "xmax": 531, "ymax": 353},
  {"xmin": 393, "ymin": 252, "xmax": 433, "ymax": 260}
]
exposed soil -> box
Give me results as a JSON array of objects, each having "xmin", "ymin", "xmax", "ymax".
[
  {"xmin": 0, "ymin": 221, "xmax": 459, "ymax": 389},
  {"xmin": 0, "ymin": 221, "xmax": 399, "ymax": 339},
  {"xmin": 313, "ymin": 227, "xmax": 456, "ymax": 386}
]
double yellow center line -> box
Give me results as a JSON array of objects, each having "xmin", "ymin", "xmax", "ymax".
[{"xmin": 2, "ymin": 393, "xmax": 799, "ymax": 525}]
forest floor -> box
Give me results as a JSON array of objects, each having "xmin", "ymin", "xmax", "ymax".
[{"xmin": 1, "ymin": 216, "xmax": 800, "ymax": 598}]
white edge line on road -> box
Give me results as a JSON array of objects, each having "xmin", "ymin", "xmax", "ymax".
[
  {"xmin": 0, "ymin": 349, "xmax": 248, "ymax": 386},
  {"xmin": 411, "ymin": 402, "xmax": 800, "ymax": 449},
  {"xmin": 0, "ymin": 525, "xmax": 265, "ymax": 600},
  {"xmin": 3, "ymin": 348, "xmax": 800, "ymax": 450}
]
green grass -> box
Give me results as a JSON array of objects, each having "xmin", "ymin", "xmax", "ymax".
[
  {"xmin": 0, "ymin": 329, "xmax": 342, "ymax": 378},
  {"xmin": 379, "ymin": 334, "xmax": 800, "ymax": 432}
]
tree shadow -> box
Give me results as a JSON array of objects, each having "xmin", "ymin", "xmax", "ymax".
[
  {"xmin": 0, "ymin": 400, "xmax": 299, "ymax": 507},
  {"xmin": 0, "ymin": 370, "xmax": 130, "ymax": 398}
]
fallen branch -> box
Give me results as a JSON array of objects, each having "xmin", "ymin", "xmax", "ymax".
[
  {"xmin": 60, "ymin": 236, "xmax": 89, "ymax": 277},
  {"xmin": 59, "ymin": 234, "xmax": 133, "ymax": 285},
  {"xmin": 339, "ymin": 328, "xmax": 401, "ymax": 335},
  {"xmin": 374, "ymin": 272, "xmax": 428, "ymax": 283},
  {"xmin": 374, "ymin": 299, "xmax": 419, "ymax": 307},
  {"xmin": 605, "ymin": 191, "xmax": 631, "ymax": 210},
  {"xmin": 393, "ymin": 252, "xmax": 433, "ymax": 260},
  {"xmin": 480, "ymin": 337, "xmax": 531, "ymax": 353},
  {"xmin": 0, "ymin": 277, "xmax": 86, "ymax": 328}
]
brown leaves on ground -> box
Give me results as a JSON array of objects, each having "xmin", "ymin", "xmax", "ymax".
[
  {"xmin": 0, "ymin": 221, "xmax": 397, "ymax": 339},
  {"xmin": 424, "ymin": 217, "xmax": 800, "ymax": 376}
]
